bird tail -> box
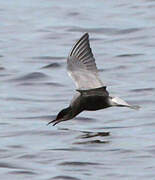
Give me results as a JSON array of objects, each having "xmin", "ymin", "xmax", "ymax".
[
  {"xmin": 127, "ymin": 105, "xmax": 140, "ymax": 110},
  {"xmin": 110, "ymin": 97, "xmax": 140, "ymax": 110}
]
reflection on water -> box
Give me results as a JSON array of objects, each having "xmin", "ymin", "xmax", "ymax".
[
  {"xmin": 78, "ymin": 131, "xmax": 110, "ymax": 138},
  {"xmin": 1, "ymin": 0, "xmax": 155, "ymax": 179}
]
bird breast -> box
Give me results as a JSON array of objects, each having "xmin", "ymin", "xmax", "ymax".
[{"xmin": 72, "ymin": 94, "xmax": 110, "ymax": 111}]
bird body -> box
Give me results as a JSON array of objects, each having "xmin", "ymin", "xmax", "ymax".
[
  {"xmin": 50, "ymin": 89, "xmax": 110, "ymax": 126},
  {"xmin": 48, "ymin": 33, "xmax": 139, "ymax": 126}
]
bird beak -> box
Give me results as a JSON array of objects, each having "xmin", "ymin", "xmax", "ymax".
[
  {"xmin": 47, "ymin": 118, "xmax": 63, "ymax": 126},
  {"xmin": 47, "ymin": 120, "xmax": 54, "ymax": 126}
]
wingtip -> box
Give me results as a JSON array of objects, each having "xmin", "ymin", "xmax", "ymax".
[
  {"xmin": 79, "ymin": 32, "xmax": 89, "ymax": 40},
  {"xmin": 69, "ymin": 32, "xmax": 90, "ymax": 57},
  {"xmin": 83, "ymin": 32, "xmax": 89, "ymax": 38},
  {"xmin": 84, "ymin": 32, "xmax": 89, "ymax": 35}
]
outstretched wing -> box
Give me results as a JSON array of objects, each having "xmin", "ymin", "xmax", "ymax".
[{"xmin": 67, "ymin": 33, "xmax": 104, "ymax": 90}]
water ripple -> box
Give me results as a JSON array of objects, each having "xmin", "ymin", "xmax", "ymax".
[
  {"xmin": 131, "ymin": 88, "xmax": 155, "ymax": 93},
  {"xmin": 41, "ymin": 63, "xmax": 62, "ymax": 69},
  {"xmin": 50, "ymin": 176, "xmax": 81, "ymax": 180},
  {"xmin": 74, "ymin": 140, "xmax": 109, "ymax": 145},
  {"xmin": 9, "ymin": 72, "xmax": 49, "ymax": 82},
  {"xmin": 67, "ymin": 26, "xmax": 141, "ymax": 35},
  {"xmin": 59, "ymin": 161, "xmax": 101, "ymax": 166},
  {"xmin": 116, "ymin": 53, "xmax": 144, "ymax": 58},
  {"xmin": 8, "ymin": 170, "xmax": 37, "ymax": 175},
  {"xmin": 77, "ymin": 131, "xmax": 110, "ymax": 139},
  {"xmin": 31, "ymin": 56, "xmax": 65, "ymax": 60},
  {"xmin": 1, "ymin": 1, "xmax": 155, "ymax": 179}
]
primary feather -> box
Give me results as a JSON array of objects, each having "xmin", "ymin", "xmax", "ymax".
[{"xmin": 67, "ymin": 33, "xmax": 103, "ymax": 90}]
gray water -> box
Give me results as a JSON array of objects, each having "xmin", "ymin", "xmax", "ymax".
[{"xmin": 0, "ymin": 0, "xmax": 155, "ymax": 179}]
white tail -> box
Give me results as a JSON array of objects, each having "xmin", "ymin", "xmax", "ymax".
[
  {"xmin": 128, "ymin": 105, "xmax": 140, "ymax": 110},
  {"xmin": 110, "ymin": 97, "xmax": 140, "ymax": 110}
]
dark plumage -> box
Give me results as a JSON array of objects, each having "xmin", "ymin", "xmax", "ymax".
[{"xmin": 48, "ymin": 33, "xmax": 139, "ymax": 126}]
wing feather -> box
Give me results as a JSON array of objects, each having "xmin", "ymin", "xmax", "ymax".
[{"xmin": 67, "ymin": 33, "xmax": 104, "ymax": 90}]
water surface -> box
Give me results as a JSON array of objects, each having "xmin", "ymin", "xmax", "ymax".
[{"xmin": 0, "ymin": 0, "xmax": 155, "ymax": 179}]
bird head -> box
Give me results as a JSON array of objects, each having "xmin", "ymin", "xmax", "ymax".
[{"xmin": 47, "ymin": 106, "xmax": 72, "ymax": 126}]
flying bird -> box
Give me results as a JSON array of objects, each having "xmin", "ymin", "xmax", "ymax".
[{"xmin": 48, "ymin": 33, "xmax": 139, "ymax": 126}]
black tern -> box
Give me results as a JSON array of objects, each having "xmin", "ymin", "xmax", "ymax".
[{"xmin": 48, "ymin": 33, "xmax": 139, "ymax": 126}]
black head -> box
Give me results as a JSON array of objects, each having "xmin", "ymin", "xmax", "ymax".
[
  {"xmin": 47, "ymin": 106, "xmax": 72, "ymax": 126},
  {"xmin": 56, "ymin": 106, "xmax": 71, "ymax": 120}
]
